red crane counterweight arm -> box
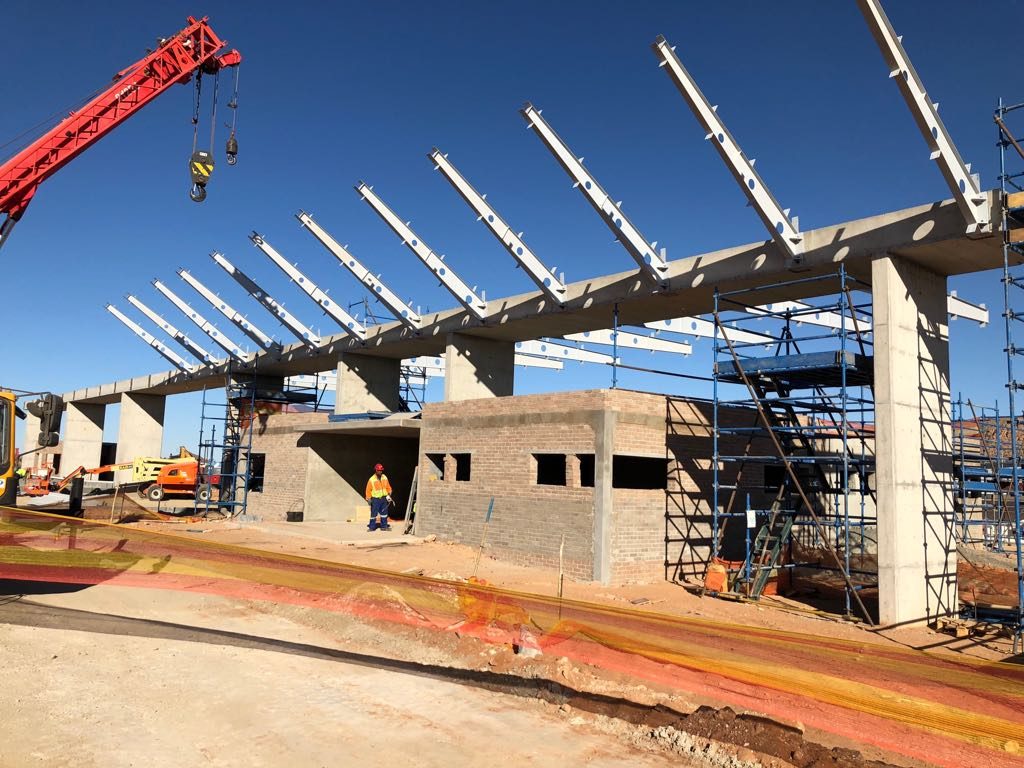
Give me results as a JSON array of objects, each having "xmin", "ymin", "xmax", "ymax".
[{"xmin": 0, "ymin": 16, "xmax": 240, "ymax": 246}]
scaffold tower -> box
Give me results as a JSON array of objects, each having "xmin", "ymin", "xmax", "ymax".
[
  {"xmin": 992, "ymin": 98, "xmax": 1024, "ymax": 650},
  {"xmin": 710, "ymin": 269, "xmax": 876, "ymax": 625}
]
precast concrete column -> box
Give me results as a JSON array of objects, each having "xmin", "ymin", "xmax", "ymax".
[
  {"xmin": 443, "ymin": 333, "xmax": 514, "ymax": 401},
  {"xmin": 592, "ymin": 410, "xmax": 616, "ymax": 585},
  {"xmin": 336, "ymin": 353, "xmax": 403, "ymax": 415},
  {"xmin": 872, "ymin": 254, "xmax": 956, "ymax": 626},
  {"xmin": 19, "ymin": 412, "xmax": 40, "ymax": 470},
  {"xmin": 61, "ymin": 402, "xmax": 106, "ymax": 475},
  {"xmin": 115, "ymin": 393, "xmax": 166, "ymax": 483}
]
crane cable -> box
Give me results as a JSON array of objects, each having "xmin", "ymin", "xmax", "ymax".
[
  {"xmin": 208, "ymin": 70, "xmax": 220, "ymax": 153},
  {"xmin": 190, "ymin": 71, "xmax": 203, "ymax": 155},
  {"xmin": 226, "ymin": 65, "xmax": 240, "ymax": 165}
]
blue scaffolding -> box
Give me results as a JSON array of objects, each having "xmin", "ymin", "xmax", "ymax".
[
  {"xmin": 990, "ymin": 98, "xmax": 1024, "ymax": 651},
  {"xmin": 711, "ymin": 268, "xmax": 876, "ymax": 625}
]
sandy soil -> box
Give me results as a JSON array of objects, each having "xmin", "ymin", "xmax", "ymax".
[
  {"xmin": 0, "ymin": 586, "xmax": 721, "ymax": 768},
  {"xmin": 143, "ymin": 518, "xmax": 1018, "ymax": 660}
]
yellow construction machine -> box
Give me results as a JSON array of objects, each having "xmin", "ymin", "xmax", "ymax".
[{"xmin": 0, "ymin": 390, "xmax": 63, "ymax": 507}]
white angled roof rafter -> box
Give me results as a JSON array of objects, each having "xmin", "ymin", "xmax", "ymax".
[
  {"xmin": 429, "ymin": 148, "xmax": 567, "ymax": 305},
  {"xmin": 856, "ymin": 0, "xmax": 991, "ymax": 235},
  {"xmin": 127, "ymin": 294, "xmax": 220, "ymax": 366},
  {"xmin": 211, "ymin": 252, "xmax": 323, "ymax": 350},
  {"xmin": 249, "ymin": 232, "xmax": 367, "ymax": 341},
  {"xmin": 563, "ymin": 328, "xmax": 692, "ymax": 355},
  {"xmin": 520, "ymin": 102, "xmax": 669, "ymax": 284},
  {"xmin": 652, "ymin": 35, "xmax": 805, "ymax": 266},
  {"xmin": 297, "ymin": 211, "xmax": 423, "ymax": 330},
  {"xmin": 153, "ymin": 279, "xmax": 251, "ymax": 363},
  {"xmin": 105, "ymin": 304, "xmax": 192, "ymax": 373},
  {"xmin": 357, "ymin": 182, "xmax": 488, "ymax": 320},
  {"xmin": 179, "ymin": 269, "xmax": 279, "ymax": 353}
]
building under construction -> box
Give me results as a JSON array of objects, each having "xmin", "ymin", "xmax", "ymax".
[{"xmin": 15, "ymin": 0, "xmax": 1024, "ymax": 651}]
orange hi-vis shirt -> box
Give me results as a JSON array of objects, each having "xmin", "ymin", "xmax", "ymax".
[{"xmin": 365, "ymin": 473, "xmax": 392, "ymax": 501}]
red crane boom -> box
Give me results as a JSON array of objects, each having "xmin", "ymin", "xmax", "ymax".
[{"xmin": 0, "ymin": 15, "xmax": 241, "ymax": 248}]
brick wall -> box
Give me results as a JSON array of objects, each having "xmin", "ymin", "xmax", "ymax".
[
  {"xmin": 418, "ymin": 390, "xmax": 603, "ymax": 580},
  {"xmin": 245, "ymin": 410, "xmax": 328, "ymax": 521}
]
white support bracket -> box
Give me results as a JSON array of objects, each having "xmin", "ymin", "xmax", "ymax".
[
  {"xmin": 211, "ymin": 252, "xmax": 323, "ymax": 349},
  {"xmin": 644, "ymin": 317, "xmax": 773, "ymax": 346},
  {"xmin": 153, "ymin": 279, "xmax": 251, "ymax": 363},
  {"xmin": 127, "ymin": 294, "xmax": 221, "ymax": 366},
  {"xmin": 178, "ymin": 269, "xmax": 280, "ymax": 353},
  {"xmin": 429, "ymin": 148, "xmax": 568, "ymax": 305},
  {"xmin": 563, "ymin": 328, "xmax": 693, "ymax": 355},
  {"xmin": 249, "ymin": 232, "xmax": 367, "ymax": 341},
  {"xmin": 947, "ymin": 291, "xmax": 989, "ymax": 326},
  {"xmin": 520, "ymin": 103, "xmax": 669, "ymax": 284},
  {"xmin": 296, "ymin": 211, "xmax": 422, "ymax": 330},
  {"xmin": 516, "ymin": 339, "xmax": 617, "ymax": 365},
  {"xmin": 105, "ymin": 304, "xmax": 192, "ymax": 373},
  {"xmin": 652, "ymin": 35, "xmax": 805, "ymax": 266},
  {"xmin": 356, "ymin": 182, "xmax": 489, "ymax": 320},
  {"xmin": 856, "ymin": 0, "xmax": 991, "ymax": 235}
]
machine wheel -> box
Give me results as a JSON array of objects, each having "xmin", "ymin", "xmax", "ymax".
[
  {"xmin": 146, "ymin": 485, "xmax": 165, "ymax": 502},
  {"xmin": 197, "ymin": 486, "xmax": 211, "ymax": 502}
]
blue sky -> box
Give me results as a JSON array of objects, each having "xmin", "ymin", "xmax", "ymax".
[{"xmin": 2, "ymin": 1, "xmax": 1019, "ymax": 452}]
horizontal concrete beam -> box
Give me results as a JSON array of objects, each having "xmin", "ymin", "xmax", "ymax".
[{"xmin": 63, "ymin": 194, "xmax": 1012, "ymax": 405}]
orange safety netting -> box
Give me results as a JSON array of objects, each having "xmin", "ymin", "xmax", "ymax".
[{"xmin": 1, "ymin": 506, "xmax": 1022, "ymax": 768}]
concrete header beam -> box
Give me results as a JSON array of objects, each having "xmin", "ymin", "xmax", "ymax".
[{"xmin": 65, "ymin": 194, "xmax": 1011, "ymax": 405}]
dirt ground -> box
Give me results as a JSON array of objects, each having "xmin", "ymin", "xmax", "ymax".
[
  {"xmin": 139, "ymin": 517, "xmax": 1018, "ymax": 661},
  {"xmin": 0, "ymin": 584, "xmax": 788, "ymax": 768},
  {"xmin": 4, "ymin": 510, "xmax": 1019, "ymax": 767}
]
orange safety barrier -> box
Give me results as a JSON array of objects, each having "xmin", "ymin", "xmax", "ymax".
[{"xmin": 1, "ymin": 506, "xmax": 1022, "ymax": 767}]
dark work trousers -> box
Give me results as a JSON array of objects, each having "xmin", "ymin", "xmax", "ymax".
[{"xmin": 368, "ymin": 497, "xmax": 390, "ymax": 530}]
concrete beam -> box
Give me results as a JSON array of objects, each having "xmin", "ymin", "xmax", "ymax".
[
  {"xmin": 115, "ymin": 393, "xmax": 165, "ymax": 483},
  {"xmin": 444, "ymin": 333, "xmax": 514, "ymax": 401},
  {"xmin": 61, "ymin": 403, "xmax": 106, "ymax": 474},
  {"xmin": 336, "ymin": 353, "xmax": 404, "ymax": 415},
  {"xmin": 872, "ymin": 254, "xmax": 956, "ymax": 625},
  {"xmin": 63, "ymin": 195, "xmax": 1012, "ymax": 406}
]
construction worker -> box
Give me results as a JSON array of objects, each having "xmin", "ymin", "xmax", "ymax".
[{"xmin": 365, "ymin": 462, "xmax": 393, "ymax": 531}]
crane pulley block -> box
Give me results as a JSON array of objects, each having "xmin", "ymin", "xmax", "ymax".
[{"xmin": 189, "ymin": 150, "xmax": 214, "ymax": 202}]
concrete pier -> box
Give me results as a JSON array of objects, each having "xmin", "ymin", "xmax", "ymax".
[
  {"xmin": 444, "ymin": 333, "xmax": 514, "ymax": 401},
  {"xmin": 335, "ymin": 353, "xmax": 403, "ymax": 414},
  {"xmin": 61, "ymin": 403, "xmax": 106, "ymax": 474},
  {"xmin": 115, "ymin": 393, "xmax": 165, "ymax": 483},
  {"xmin": 872, "ymin": 254, "xmax": 956, "ymax": 625}
]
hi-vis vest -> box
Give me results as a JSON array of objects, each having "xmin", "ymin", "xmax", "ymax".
[{"xmin": 365, "ymin": 473, "xmax": 392, "ymax": 500}]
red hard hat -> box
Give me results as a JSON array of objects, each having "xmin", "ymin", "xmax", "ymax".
[{"xmin": 374, "ymin": 463, "xmax": 384, "ymax": 471}]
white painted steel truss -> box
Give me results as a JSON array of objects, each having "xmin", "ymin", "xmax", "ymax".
[
  {"xmin": 105, "ymin": 304, "xmax": 191, "ymax": 373},
  {"xmin": 296, "ymin": 211, "xmax": 423, "ymax": 330},
  {"xmin": 127, "ymin": 294, "xmax": 220, "ymax": 366},
  {"xmin": 249, "ymin": 232, "xmax": 366, "ymax": 341},
  {"xmin": 521, "ymin": 102, "xmax": 669, "ymax": 284},
  {"xmin": 153, "ymin": 279, "xmax": 250, "ymax": 363},
  {"xmin": 212, "ymin": 252, "xmax": 322, "ymax": 349},
  {"xmin": 357, "ymin": 182, "xmax": 488, "ymax": 320},
  {"xmin": 430, "ymin": 148, "xmax": 568, "ymax": 305}
]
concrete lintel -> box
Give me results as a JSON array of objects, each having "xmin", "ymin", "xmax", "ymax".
[
  {"xmin": 61, "ymin": 402, "xmax": 106, "ymax": 473},
  {"xmin": 872, "ymin": 253, "xmax": 956, "ymax": 626},
  {"xmin": 336, "ymin": 353, "xmax": 403, "ymax": 415},
  {"xmin": 444, "ymin": 333, "xmax": 514, "ymax": 401}
]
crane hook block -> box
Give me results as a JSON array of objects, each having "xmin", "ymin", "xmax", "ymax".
[
  {"xmin": 226, "ymin": 134, "xmax": 238, "ymax": 166},
  {"xmin": 189, "ymin": 149, "xmax": 214, "ymax": 203}
]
